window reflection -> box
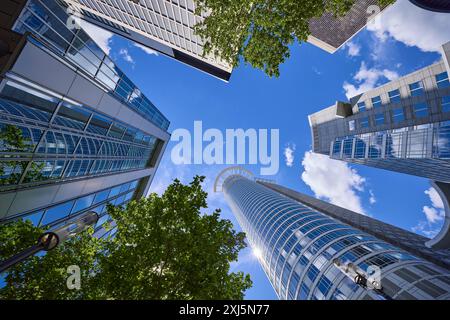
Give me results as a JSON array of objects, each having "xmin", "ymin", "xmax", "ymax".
[{"xmin": 54, "ymin": 102, "xmax": 90, "ymax": 130}]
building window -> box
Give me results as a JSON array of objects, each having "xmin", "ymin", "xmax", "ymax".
[
  {"xmin": 357, "ymin": 102, "xmax": 366, "ymax": 112},
  {"xmin": 375, "ymin": 113, "xmax": 385, "ymax": 126},
  {"xmin": 442, "ymin": 96, "xmax": 450, "ymax": 113},
  {"xmin": 348, "ymin": 120, "xmax": 355, "ymax": 131},
  {"xmin": 436, "ymin": 72, "xmax": 450, "ymax": 89},
  {"xmin": 371, "ymin": 96, "xmax": 382, "ymax": 108},
  {"xmin": 414, "ymin": 102, "xmax": 429, "ymax": 118},
  {"xmin": 409, "ymin": 81, "xmax": 424, "ymax": 97},
  {"xmin": 392, "ymin": 108, "xmax": 405, "ymax": 123},
  {"xmin": 359, "ymin": 117, "xmax": 370, "ymax": 128},
  {"xmin": 388, "ymin": 89, "xmax": 401, "ymax": 103}
]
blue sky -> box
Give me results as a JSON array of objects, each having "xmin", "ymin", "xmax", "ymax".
[{"xmin": 82, "ymin": 0, "xmax": 450, "ymax": 300}]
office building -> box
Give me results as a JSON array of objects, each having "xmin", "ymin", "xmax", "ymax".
[
  {"xmin": 61, "ymin": 0, "xmax": 390, "ymax": 80},
  {"xmin": 307, "ymin": 0, "xmax": 390, "ymax": 53},
  {"xmin": 308, "ymin": 42, "xmax": 450, "ymax": 248},
  {"xmin": 215, "ymin": 167, "xmax": 450, "ymax": 300},
  {"xmin": 0, "ymin": 0, "xmax": 169, "ymax": 237},
  {"xmin": 309, "ymin": 42, "xmax": 450, "ymax": 182},
  {"xmin": 62, "ymin": 0, "xmax": 233, "ymax": 81}
]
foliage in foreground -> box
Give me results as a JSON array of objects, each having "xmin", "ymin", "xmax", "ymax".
[
  {"xmin": 194, "ymin": 0, "xmax": 396, "ymax": 77},
  {"xmin": 0, "ymin": 176, "xmax": 252, "ymax": 299}
]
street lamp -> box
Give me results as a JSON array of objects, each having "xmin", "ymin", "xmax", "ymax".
[
  {"xmin": 332, "ymin": 258, "xmax": 392, "ymax": 300},
  {"xmin": 0, "ymin": 211, "xmax": 99, "ymax": 273}
]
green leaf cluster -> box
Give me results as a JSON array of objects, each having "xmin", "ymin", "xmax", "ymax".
[
  {"xmin": 194, "ymin": 0, "xmax": 396, "ymax": 77},
  {"xmin": 0, "ymin": 176, "xmax": 252, "ymax": 299}
]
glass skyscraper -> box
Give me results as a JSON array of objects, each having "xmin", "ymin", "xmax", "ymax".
[
  {"xmin": 216, "ymin": 167, "xmax": 450, "ymax": 300},
  {"xmin": 0, "ymin": 0, "xmax": 169, "ymax": 237},
  {"xmin": 308, "ymin": 41, "xmax": 450, "ymax": 249},
  {"xmin": 60, "ymin": 0, "xmax": 390, "ymax": 80},
  {"xmin": 309, "ymin": 42, "xmax": 450, "ymax": 183}
]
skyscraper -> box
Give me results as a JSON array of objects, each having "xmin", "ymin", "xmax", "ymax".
[
  {"xmin": 215, "ymin": 167, "xmax": 450, "ymax": 300},
  {"xmin": 307, "ymin": 0, "xmax": 390, "ymax": 53},
  {"xmin": 308, "ymin": 42, "xmax": 450, "ymax": 183},
  {"xmin": 62, "ymin": 0, "xmax": 233, "ymax": 81},
  {"xmin": 308, "ymin": 42, "xmax": 450, "ymax": 249},
  {"xmin": 0, "ymin": 0, "xmax": 169, "ymax": 237},
  {"xmin": 60, "ymin": 0, "xmax": 390, "ymax": 80}
]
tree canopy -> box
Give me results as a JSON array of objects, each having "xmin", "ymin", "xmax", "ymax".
[
  {"xmin": 0, "ymin": 176, "xmax": 252, "ymax": 299},
  {"xmin": 194, "ymin": 0, "xmax": 396, "ymax": 77}
]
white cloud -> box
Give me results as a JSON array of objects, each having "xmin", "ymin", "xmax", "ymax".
[
  {"xmin": 412, "ymin": 221, "xmax": 440, "ymax": 239},
  {"xmin": 119, "ymin": 48, "xmax": 135, "ymax": 65},
  {"xmin": 423, "ymin": 206, "xmax": 443, "ymax": 224},
  {"xmin": 343, "ymin": 61, "xmax": 399, "ymax": 99},
  {"xmin": 301, "ymin": 151, "xmax": 367, "ymax": 215},
  {"xmin": 369, "ymin": 190, "xmax": 376, "ymax": 205},
  {"xmin": 77, "ymin": 20, "xmax": 114, "ymax": 55},
  {"xmin": 284, "ymin": 144, "xmax": 296, "ymax": 167},
  {"xmin": 133, "ymin": 43, "xmax": 159, "ymax": 56},
  {"xmin": 412, "ymin": 187, "xmax": 446, "ymax": 238},
  {"xmin": 345, "ymin": 41, "xmax": 361, "ymax": 57},
  {"xmin": 424, "ymin": 187, "xmax": 444, "ymax": 210},
  {"xmin": 367, "ymin": 0, "xmax": 450, "ymax": 53}
]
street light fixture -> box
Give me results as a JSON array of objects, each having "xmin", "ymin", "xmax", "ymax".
[{"xmin": 0, "ymin": 211, "xmax": 99, "ymax": 273}]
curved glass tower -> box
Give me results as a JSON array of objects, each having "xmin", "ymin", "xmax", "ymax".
[{"xmin": 218, "ymin": 169, "xmax": 450, "ymax": 300}]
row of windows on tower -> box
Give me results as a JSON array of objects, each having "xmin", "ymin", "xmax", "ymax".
[
  {"xmin": 348, "ymin": 96, "xmax": 450, "ymax": 131},
  {"xmin": 14, "ymin": 0, "xmax": 169, "ymax": 130},
  {"xmin": 356, "ymin": 72, "xmax": 449, "ymax": 112}
]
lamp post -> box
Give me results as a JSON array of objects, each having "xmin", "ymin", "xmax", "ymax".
[
  {"xmin": 333, "ymin": 258, "xmax": 392, "ymax": 300},
  {"xmin": 0, "ymin": 211, "xmax": 99, "ymax": 273}
]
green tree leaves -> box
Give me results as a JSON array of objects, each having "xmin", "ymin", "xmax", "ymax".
[
  {"xmin": 194, "ymin": 0, "xmax": 396, "ymax": 77},
  {"xmin": 0, "ymin": 176, "xmax": 252, "ymax": 299}
]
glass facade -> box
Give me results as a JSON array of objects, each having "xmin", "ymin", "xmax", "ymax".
[
  {"xmin": 330, "ymin": 121, "xmax": 450, "ymax": 181},
  {"xmin": 309, "ymin": 53, "xmax": 450, "ymax": 183},
  {"xmin": 12, "ymin": 0, "xmax": 169, "ymax": 130},
  {"xmin": 223, "ymin": 176, "xmax": 450, "ymax": 300},
  {"xmin": 24, "ymin": 179, "xmax": 138, "ymax": 230},
  {"xmin": 0, "ymin": 0, "xmax": 168, "ymax": 232},
  {"xmin": 0, "ymin": 83, "xmax": 158, "ymax": 191}
]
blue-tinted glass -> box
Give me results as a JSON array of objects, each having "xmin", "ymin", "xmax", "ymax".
[
  {"xmin": 392, "ymin": 108, "xmax": 405, "ymax": 123},
  {"xmin": 41, "ymin": 201, "xmax": 74, "ymax": 225},
  {"xmin": 388, "ymin": 89, "xmax": 401, "ymax": 103},
  {"xmin": 93, "ymin": 189, "xmax": 110, "ymax": 205},
  {"xmin": 71, "ymin": 194, "xmax": 95, "ymax": 214},
  {"xmin": 375, "ymin": 113, "xmax": 385, "ymax": 126},
  {"xmin": 359, "ymin": 117, "xmax": 369, "ymax": 128},
  {"xmin": 120, "ymin": 182, "xmax": 131, "ymax": 193},
  {"xmin": 371, "ymin": 96, "xmax": 382, "ymax": 107},
  {"xmin": 54, "ymin": 103, "xmax": 90, "ymax": 130},
  {"xmin": 95, "ymin": 214, "xmax": 110, "ymax": 229},
  {"xmin": 436, "ymin": 72, "xmax": 449, "ymax": 89},
  {"xmin": 414, "ymin": 102, "xmax": 428, "ymax": 118},
  {"xmin": 109, "ymin": 185, "xmax": 122, "ymax": 198},
  {"xmin": 23, "ymin": 210, "xmax": 44, "ymax": 226},
  {"xmin": 1, "ymin": 82, "xmax": 58, "ymax": 115},
  {"xmin": 124, "ymin": 191, "xmax": 134, "ymax": 202},
  {"xmin": 357, "ymin": 102, "xmax": 366, "ymax": 112},
  {"xmin": 442, "ymin": 96, "xmax": 450, "ymax": 113},
  {"xmin": 86, "ymin": 114, "xmax": 112, "ymax": 135},
  {"xmin": 409, "ymin": 81, "xmax": 423, "ymax": 97},
  {"xmin": 0, "ymin": 161, "xmax": 25, "ymax": 185},
  {"xmin": 129, "ymin": 180, "xmax": 139, "ymax": 190}
]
